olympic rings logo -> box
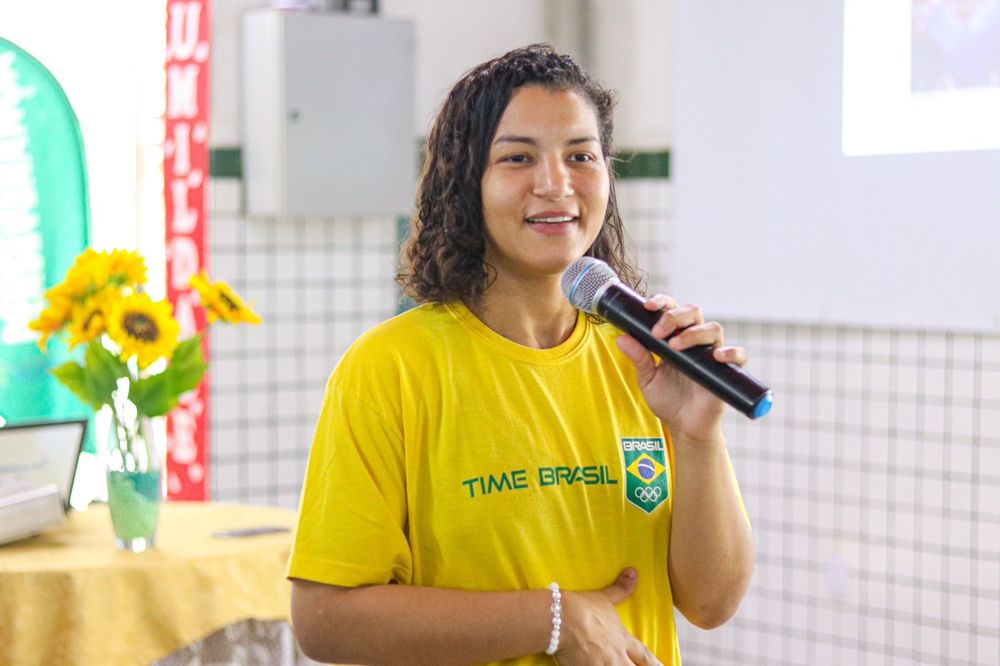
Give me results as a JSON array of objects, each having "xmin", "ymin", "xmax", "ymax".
[{"xmin": 634, "ymin": 486, "xmax": 662, "ymax": 503}]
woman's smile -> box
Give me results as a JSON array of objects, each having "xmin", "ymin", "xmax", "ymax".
[{"xmin": 526, "ymin": 209, "xmax": 580, "ymax": 235}]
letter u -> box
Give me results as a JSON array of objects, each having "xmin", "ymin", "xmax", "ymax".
[{"xmin": 167, "ymin": 2, "xmax": 202, "ymax": 61}]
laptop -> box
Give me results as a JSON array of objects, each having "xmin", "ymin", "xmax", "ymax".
[{"xmin": 0, "ymin": 419, "xmax": 87, "ymax": 512}]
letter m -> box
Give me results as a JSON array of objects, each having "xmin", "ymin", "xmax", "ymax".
[{"xmin": 168, "ymin": 64, "xmax": 199, "ymax": 119}]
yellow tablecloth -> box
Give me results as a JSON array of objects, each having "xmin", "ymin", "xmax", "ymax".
[{"xmin": 0, "ymin": 501, "xmax": 297, "ymax": 666}]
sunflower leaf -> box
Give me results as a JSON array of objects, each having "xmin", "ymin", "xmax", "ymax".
[
  {"xmin": 130, "ymin": 372, "xmax": 178, "ymax": 417},
  {"xmin": 51, "ymin": 361, "xmax": 105, "ymax": 411},
  {"xmin": 169, "ymin": 336, "xmax": 207, "ymax": 394},
  {"xmin": 83, "ymin": 340, "xmax": 127, "ymax": 405}
]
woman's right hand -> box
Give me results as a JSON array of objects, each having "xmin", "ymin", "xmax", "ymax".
[{"xmin": 554, "ymin": 568, "xmax": 662, "ymax": 666}]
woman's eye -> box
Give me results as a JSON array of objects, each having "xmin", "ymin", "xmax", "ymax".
[
  {"xmin": 500, "ymin": 154, "xmax": 529, "ymax": 164},
  {"xmin": 570, "ymin": 153, "xmax": 595, "ymax": 162}
]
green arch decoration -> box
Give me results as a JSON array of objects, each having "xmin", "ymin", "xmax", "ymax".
[{"xmin": 0, "ymin": 36, "xmax": 94, "ymax": 450}]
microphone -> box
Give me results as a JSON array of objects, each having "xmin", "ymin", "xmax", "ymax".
[{"xmin": 561, "ymin": 257, "xmax": 773, "ymax": 419}]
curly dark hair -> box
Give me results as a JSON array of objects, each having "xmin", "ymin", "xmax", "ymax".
[{"xmin": 396, "ymin": 43, "xmax": 643, "ymax": 305}]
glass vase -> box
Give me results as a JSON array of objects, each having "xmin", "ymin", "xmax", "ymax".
[{"xmin": 106, "ymin": 400, "xmax": 162, "ymax": 553}]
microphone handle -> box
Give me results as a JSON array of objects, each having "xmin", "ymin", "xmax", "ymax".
[{"xmin": 596, "ymin": 284, "xmax": 773, "ymax": 419}]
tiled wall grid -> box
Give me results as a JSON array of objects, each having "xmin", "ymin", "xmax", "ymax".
[{"xmin": 208, "ymin": 176, "xmax": 999, "ymax": 665}]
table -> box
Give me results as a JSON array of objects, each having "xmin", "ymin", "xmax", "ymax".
[{"xmin": 0, "ymin": 501, "xmax": 298, "ymax": 665}]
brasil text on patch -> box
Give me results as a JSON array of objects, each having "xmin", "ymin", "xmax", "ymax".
[{"xmin": 622, "ymin": 437, "xmax": 669, "ymax": 514}]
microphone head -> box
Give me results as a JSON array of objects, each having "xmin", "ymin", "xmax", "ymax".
[{"xmin": 561, "ymin": 257, "xmax": 619, "ymax": 313}]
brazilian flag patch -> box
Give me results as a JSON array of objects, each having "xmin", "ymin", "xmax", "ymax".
[{"xmin": 622, "ymin": 437, "xmax": 669, "ymax": 514}]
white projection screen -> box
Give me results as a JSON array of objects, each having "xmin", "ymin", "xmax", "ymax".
[{"xmin": 673, "ymin": 0, "xmax": 1000, "ymax": 332}]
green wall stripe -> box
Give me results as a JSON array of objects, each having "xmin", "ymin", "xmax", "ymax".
[
  {"xmin": 209, "ymin": 146, "xmax": 670, "ymax": 181},
  {"xmin": 209, "ymin": 147, "xmax": 242, "ymax": 179},
  {"xmin": 613, "ymin": 150, "xmax": 670, "ymax": 179}
]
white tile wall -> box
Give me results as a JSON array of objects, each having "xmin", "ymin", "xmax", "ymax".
[
  {"xmin": 612, "ymin": 183, "xmax": 999, "ymax": 665},
  {"xmin": 207, "ymin": 179, "xmax": 399, "ymax": 507}
]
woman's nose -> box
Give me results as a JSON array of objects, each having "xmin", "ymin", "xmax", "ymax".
[{"xmin": 532, "ymin": 158, "xmax": 574, "ymax": 199}]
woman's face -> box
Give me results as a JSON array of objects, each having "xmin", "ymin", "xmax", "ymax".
[{"xmin": 480, "ymin": 84, "xmax": 609, "ymax": 285}]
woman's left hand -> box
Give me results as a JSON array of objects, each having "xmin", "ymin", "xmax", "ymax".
[{"xmin": 615, "ymin": 294, "xmax": 748, "ymax": 443}]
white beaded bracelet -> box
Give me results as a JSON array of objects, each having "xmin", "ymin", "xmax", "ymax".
[{"xmin": 545, "ymin": 582, "xmax": 562, "ymax": 655}]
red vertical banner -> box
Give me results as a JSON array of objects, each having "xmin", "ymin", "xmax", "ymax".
[{"xmin": 164, "ymin": 0, "xmax": 211, "ymax": 499}]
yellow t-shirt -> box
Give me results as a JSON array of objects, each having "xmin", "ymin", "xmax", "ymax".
[{"xmin": 288, "ymin": 302, "xmax": 682, "ymax": 664}]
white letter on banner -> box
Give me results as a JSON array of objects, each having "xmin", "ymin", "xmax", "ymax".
[
  {"xmin": 173, "ymin": 290, "xmax": 198, "ymax": 338},
  {"xmin": 0, "ymin": 104, "xmax": 24, "ymax": 129},
  {"xmin": 1, "ymin": 211, "xmax": 39, "ymax": 237},
  {"xmin": 167, "ymin": 2, "xmax": 202, "ymax": 61},
  {"xmin": 167, "ymin": 64, "xmax": 199, "ymax": 119},
  {"xmin": 180, "ymin": 389, "xmax": 204, "ymax": 413},
  {"xmin": 169, "ymin": 405, "xmax": 199, "ymax": 464},
  {"xmin": 170, "ymin": 178, "xmax": 198, "ymax": 233},
  {"xmin": 167, "ymin": 236, "xmax": 199, "ymax": 290},
  {"xmin": 172, "ymin": 122, "xmax": 190, "ymax": 175},
  {"xmin": 0, "ymin": 135, "xmax": 28, "ymax": 162}
]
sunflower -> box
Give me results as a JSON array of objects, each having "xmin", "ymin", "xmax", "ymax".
[
  {"xmin": 61, "ymin": 249, "xmax": 111, "ymax": 299},
  {"xmin": 106, "ymin": 249, "xmax": 147, "ymax": 288},
  {"xmin": 67, "ymin": 288, "xmax": 120, "ymax": 348},
  {"xmin": 190, "ymin": 271, "xmax": 262, "ymax": 324},
  {"xmin": 105, "ymin": 292, "xmax": 180, "ymax": 368},
  {"xmin": 29, "ymin": 285, "xmax": 75, "ymax": 351}
]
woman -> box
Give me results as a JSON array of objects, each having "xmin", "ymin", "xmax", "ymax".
[{"xmin": 288, "ymin": 44, "xmax": 754, "ymax": 665}]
